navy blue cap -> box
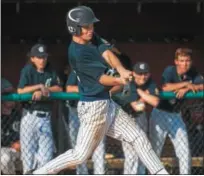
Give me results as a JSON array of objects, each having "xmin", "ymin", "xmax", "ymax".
[
  {"xmin": 28, "ymin": 44, "xmax": 49, "ymax": 58},
  {"xmin": 133, "ymin": 62, "xmax": 150, "ymax": 74}
]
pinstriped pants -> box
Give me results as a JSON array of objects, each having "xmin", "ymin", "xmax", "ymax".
[
  {"xmin": 122, "ymin": 112, "xmax": 147, "ymax": 174},
  {"xmin": 67, "ymin": 105, "xmax": 105, "ymax": 174},
  {"xmin": 150, "ymin": 108, "xmax": 191, "ymax": 174},
  {"xmin": 33, "ymin": 99, "xmax": 166, "ymax": 175},
  {"xmin": 20, "ymin": 109, "xmax": 55, "ymax": 174}
]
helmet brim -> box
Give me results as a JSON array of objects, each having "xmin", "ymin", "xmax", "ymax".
[{"xmin": 80, "ymin": 17, "xmax": 100, "ymax": 26}]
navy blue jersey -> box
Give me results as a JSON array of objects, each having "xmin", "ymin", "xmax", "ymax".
[
  {"xmin": 68, "ymin": 40, "xmax": 111, "ymax": 101},
  {"xmin": 158, "ymin": 66, "xmax": 204, "ymax": 112},
  {"xmin": 91, "ymin": 33, "xmax": 113, "ymax": 55},
  {"xmin": 1, "ymin": 78, "xmax": 13, "ymax": 92},
  {"xmin": 66, "ymin": 71, "xmax": 78, "ymax": 107},
  {"xmin": 113, "ymin": 78, "xmax": 159, "ymax": 115},
  {"xmin": 1, "ymin": 109, "xmax": 21, "ymax": 147},
  {"xmin": 18, "ymin": 63, "xmax": 62, "ymax": 111}
]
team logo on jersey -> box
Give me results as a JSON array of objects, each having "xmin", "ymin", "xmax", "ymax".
[
  {"xmin": 38, "ymin": 46, "xmax": 44, "ymax": 53},
  {"xmin": 155, "ymin": 88, "xmax": 159, "ymax": 95},
  {"xmin": 12, "ymin": 121, "xmax": 20, "ymax": 132},
  {"xmin": 57, "ymin": 77, "xmax": 61, "ymax": 85},
  {"xmin": 45, "ymin": 78, "xmax": 52, "ymax": 87}
]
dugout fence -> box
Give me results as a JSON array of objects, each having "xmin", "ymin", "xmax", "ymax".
[{"xmin": 1, "ymin": 91, "xmax": 204, "ymax": 175}]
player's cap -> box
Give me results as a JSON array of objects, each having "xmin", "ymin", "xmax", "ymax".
[
  {"xmin": 133, "ymin": 62, "xmax": 150, "ymax": 74},
  {"xmin": 28, "ymin": 44, "xmax": 49, "ymax": 58}
]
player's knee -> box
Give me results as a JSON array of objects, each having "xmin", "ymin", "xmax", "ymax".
[
  {"xmin": 133, "ymin": 135, "xmax": 152, "ymax": 151},
  {"xmin": 73, "ymin": 149, "xmax": 90, "ymax": 164}
]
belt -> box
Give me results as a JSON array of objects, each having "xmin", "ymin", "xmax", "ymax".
[{"xmin": 27, "ymin": 110, "xmax": 51, "ymax": 118}]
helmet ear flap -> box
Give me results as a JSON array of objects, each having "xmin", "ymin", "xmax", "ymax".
[{"xmin": 66, "ymin": 14, "xmax": 81, "ymax": 36}]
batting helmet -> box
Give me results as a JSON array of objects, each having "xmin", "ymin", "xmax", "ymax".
[{"xmin": 66, "ymin": 6, "xmax": 100, "ymax": 35}]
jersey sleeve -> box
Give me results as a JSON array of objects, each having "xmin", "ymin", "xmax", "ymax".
[
  {"xmin": 161, "ymin": 66, "xmax": 174, "ymax": 84},
  {"xmin": 93, "ymin": 33, "xmax": 113, "ymax": 54},
  {"xmin": 66, "ymin": 71, "xmax": 78, "ymax": 86},
  {"xmin": 1, "ymin": 78, "xmax": 13, "ymax": 92},
  {"xmin": 18, "ymin": 67, "xmax": 30, "ymax": 88},
  {"xmin": 193, "ymin": 74, "xmax": 204, "ymax": 84},
  {"xmin": 147, "ymin": 80, "xmax": 160, "ymax": 97}
]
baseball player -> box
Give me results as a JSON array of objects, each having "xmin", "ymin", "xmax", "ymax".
[
  {"xmin": 1, "ymin": 78, "xmax": 22, "ymax": 175},
  {"xmin": 150, "ymin": 48, "xmax": 204, "ymax": 174},
  {"xmin": 66, "ymin": 70, "xmax": 106, "ymax": 174},
  {"xmin": 17, "ymin": 44, "xmax": 63, "ymax": 174},
  {"xmin": 111, "ymin": 62, "xmax": 160, "ymax": 174},
  {"xmin": 32, "ymin": 6, "xmax": 168, "ymax": 175}
]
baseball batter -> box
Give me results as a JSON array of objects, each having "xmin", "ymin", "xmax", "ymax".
[
  {"xmin": 32, "ymin": 6, "xmax": 168, "ymax": 175},
  {"xmin": 17, "ymin": 44, "xmax": 62, "ymax": 174},
  {"xmin": 150, "ymin": 48, "xmax": 204, "ymax": 174}
]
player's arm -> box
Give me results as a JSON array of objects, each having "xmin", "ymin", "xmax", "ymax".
[
  {"xmin": 109, "ymin": 85, "xmax": 123, "ymax": 95},
  {"xmin": 192, "ymin": 74, "xmax": 204, "ymax": 91},
  {"xmin": 162, "ymin": 82, "xmax": 190, "ymax": 92},
  {"xmin": 99, "ymin": 74, "xmax": 127, "ymax": 86},
  {"xmin": 161, "ymin": 66, "xmax": 190, "ymax": 91},
  {"xmin": 47, "ymin": 85, "xmax": 62, "ymax": 92},
  {"xmin": 193, "ymin": 84, "xmax": 204, "ymax": 91},
  {"xmin": 17, "ymin": 84, "xmax": 44, "ymax": 94},
  {"xmin": 102, "ymin": 50, "xmax": 132, "ymax": 79},
  {"xmin": 66, "ymin": 85, "xmax": 79, "ymax": 93},
  {"xmin": 136, "ymin": 88, "xmax": 160, "ymax": 107},
  {"xmin": 65, "ymin": 71, "xmax": 79, "ymax": 93},
  {"xmin": 48, "ymin": 72, "xmax": 63, "ymax": 92}
]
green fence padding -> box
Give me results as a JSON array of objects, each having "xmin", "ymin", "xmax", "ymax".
[{"xmin": 1, "ymin": 91, "xmax": 203, "ymax": 101}]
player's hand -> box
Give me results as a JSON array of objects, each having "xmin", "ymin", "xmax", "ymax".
[
  {"xmin": 118, "ymin": 68, "xmax": 133, "ymax": 81},
  {"xmin": 32, "ymin": 90, "xmax": 43, "ymax": 101},
  {"xmin": 186, "ymin": 83, "xmax": 197, "ymax": 93},
  {"xmin": 174, "ymin": 88, "xmax": 189, "ymax": 99},
  {"xmin": 40, "ymin": 84, "xmax": 50, "ymax": 97},
  {"xmin": 11, "ymin": 141, "xmax": 20, "ymax": 152}
]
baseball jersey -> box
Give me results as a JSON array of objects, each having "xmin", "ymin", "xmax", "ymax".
[
  {"xmin": 68, "ymin": 35, "xmax": 113, "ymax": 101},
  {"xmin": 157, "ymin": 65, "xmax": 204, "ymax": 112},
  {"xmin": 1, "ymin": 78, "xmax": 13, "ymax": 92},
  {"xmin": 18, "ymin": 63, "xmax": 62, "ymax": 111},
  {"xmin": 113, "ymin": 78, "xmax": 159, "ymax": 116},
  {"xmin": 91, "ymin": 33, "xmax": 114, "ymax": 56},
  {"xmin": 1, "ymin": 109, "xmax": 21, "ymax": 147}
]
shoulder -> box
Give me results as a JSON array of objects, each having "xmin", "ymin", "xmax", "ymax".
[
  {"xmin": 20, "ymin": 64, "xmax": 33, "ymax": 73},
  {"xmin": 163, "ymin": 65, "xmax": 175, "ymax": 74},
  {"xmin": 22, "ymin": 64, "xmax": 33, "ymax": 71}
]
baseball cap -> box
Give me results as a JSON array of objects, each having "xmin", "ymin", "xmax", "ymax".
[
  {"xmin": 133, "ymin": 62, "xmax": 150, "ymax": 74},
  {"xmin": 27, "ymin": 44, "xmax": 49, "ymax": 58}
]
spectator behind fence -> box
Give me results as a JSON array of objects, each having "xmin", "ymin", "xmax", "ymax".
[
  {"xmin": 17, "ymin": 44, "xmax": 63, "ymax": 174},
  {"xmin": 65, "ymin": 70, "xmax": 106, "ymax": 174},
  {"xmin": 1, "ymin": 78, "xmax": 22, "ymax": 174},
  {"xmin": 111, "ymin": 62, "xmax": 160, "ymax": 174},
  {"xmin": 150, "ymin": 48, "xmax": 204, "ymax": 174}
]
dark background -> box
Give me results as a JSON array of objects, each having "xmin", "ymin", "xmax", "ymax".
[{"xmin": 1, "ymin": 0, "xmax": 204, "ymax": 86}]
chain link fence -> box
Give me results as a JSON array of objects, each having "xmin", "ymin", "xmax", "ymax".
[{"xmin": 1, "ymin": 98, "xmax": 203, "ymax": 175}]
